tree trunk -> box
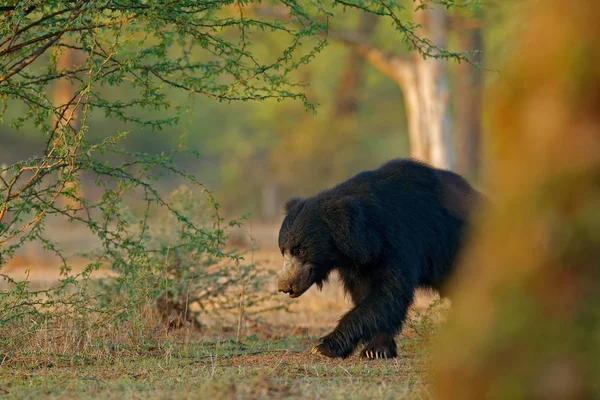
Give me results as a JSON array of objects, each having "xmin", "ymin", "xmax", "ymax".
[
  {"xmin": 333, "ymin": 14, "xmax": 379, "ymax": 118},
  {"xmin": 413, "ymin": 6, "xmax": 455, "ymax": 170},
  {"xmin": 454, "ymin": 13, "xmax": 484, "ymax": 179},
  {"xmin": 261, "ymin": 182, "xmax": 278, "ymax": 222}
]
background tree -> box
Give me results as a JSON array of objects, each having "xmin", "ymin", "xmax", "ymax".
[
  {"xmin": 251, "ymin": 2, "xmax": 481, "ymax": 172},
  {"xmin": 452, "ymin": 9, "xmax": 484, "ymax": 179},
  {"xmin": 434, "ymin": 0, "xmax": 600, "ymax": 397},
  {"xmin": 333, "ymin": 3, "xmax": 480, "ymax": 171}
]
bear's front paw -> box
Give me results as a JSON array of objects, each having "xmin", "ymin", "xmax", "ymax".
[{"xmin": 310, "ymin": 336, "xmax": 351, "ymax": 359}]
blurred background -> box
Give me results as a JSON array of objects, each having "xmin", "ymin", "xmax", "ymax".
[{"xmin": 1, "ymin": 1, "xmax": 515, "ymax": 231}]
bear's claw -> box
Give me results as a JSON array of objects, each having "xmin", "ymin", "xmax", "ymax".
[
  {"xmin": 310, "ymin": 341, "xmax": 339, "ymax": 358},
  {"xmin": 310, "ymin": 336, "xmax": 352, "ymax": 358},
  {"xmin": 360, "ymin": 346, "xmax": 396, "ymax": 359},
  {"xmin": 360, "ymin": 335, "xmax": 398, "ymax": 359}
]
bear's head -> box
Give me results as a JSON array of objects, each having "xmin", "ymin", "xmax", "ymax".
[
  {"xmin": 277, "ymin": 197, "xmax": 336, "ymax": 298},
  {"xmin": 277, "ymin": 195, "xmax": 380, "ymax": 298}
]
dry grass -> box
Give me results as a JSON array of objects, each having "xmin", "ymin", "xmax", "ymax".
[
  {"xmin": 1, "ymin": 319, "xmax": 437, "ymax": 400},
  {"xmin": 1, "ymin": 222, "xmax": 443, "ymax": 399},
  {"xmin": 2, "ymin": 336, "xmax": 433, "ymax": 399}
]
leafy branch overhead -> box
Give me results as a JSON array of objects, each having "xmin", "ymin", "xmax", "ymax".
[{"xmin": 0, "ymin": 1, "xmax": 468, "ymax": 112}]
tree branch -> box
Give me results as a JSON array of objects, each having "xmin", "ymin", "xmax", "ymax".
[
  {"xmin": 0, "ymin": 33, "xmax": 63, "ymax": 84},
  {"xmin": 246, "ymin": 3, "xmax": 415, "ymax": 86},
  {"xmin": 330, "ymin": 30, "xmax": 414, "ymax": 87}
]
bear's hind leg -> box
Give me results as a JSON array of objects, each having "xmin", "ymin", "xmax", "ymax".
[{"xmin": 360, "ymin": 333, "xmax": 398, "ymax": 359}]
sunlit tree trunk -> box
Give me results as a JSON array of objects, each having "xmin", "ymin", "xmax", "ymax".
[{"xmin": 414, "ymin": 6, "xmax": 455, "ymax": 170}]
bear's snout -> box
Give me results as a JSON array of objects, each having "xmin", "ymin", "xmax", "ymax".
[
  {"xmin": 278, "ymin": 251, "xmax": 316, "ymax": 298},
  {"xmin": 277, "ymin": 279, "xmax": 301, "ymax": 298},
  {"xmin": 277, "ymin": 279, "xmax": 293, "ymax": 294}
]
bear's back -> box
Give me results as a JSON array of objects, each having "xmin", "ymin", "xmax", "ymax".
[{"xmin": 319, "ymin": 158, "xmax": 443, "ymax": 205}]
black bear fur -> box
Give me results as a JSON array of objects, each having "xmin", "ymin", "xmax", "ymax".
[{"xmin": 277, "ymin": 158, "xmax": 485, "ymax": 359}]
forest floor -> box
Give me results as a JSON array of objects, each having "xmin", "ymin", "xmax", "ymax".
[
  {"xmin": 1, "ymin": 223, "xmax": 442, "ymax": 400},
  {"xmin": 2, "ymin": 334, "xmax": 432, "ymax": 399}
]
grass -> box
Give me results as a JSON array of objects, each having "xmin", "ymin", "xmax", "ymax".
[
  {"xmin": 2, "ymin": 333, "xmax": 432, "ymax": 400},
  {"xmin": 1, "ymin": 225, "xmax": 441, "ymax": 399}
]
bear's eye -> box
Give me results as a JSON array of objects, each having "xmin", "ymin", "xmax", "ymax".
[{"xmin": 297, "ymin": 248, "xmax": 306, "ymax": 257}]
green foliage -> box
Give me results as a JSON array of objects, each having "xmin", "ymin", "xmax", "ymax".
[
  {"xmin": 406, "ymin": 298, "xmax": 446, "ymax": 337},
  {"xmin": 0, "ymin": 0, "xmax": 466, "ymax": 358}
]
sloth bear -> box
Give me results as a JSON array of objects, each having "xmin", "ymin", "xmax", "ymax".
[{"xmin": 277, "ymin": 158, "xmax": 485, "ymax": 359}]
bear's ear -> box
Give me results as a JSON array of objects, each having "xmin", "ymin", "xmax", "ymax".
[
  {"xmin": 321, "ymin": 197, "xmax": 380, "ymax": 265},
  {"xmin": 284, "ymin": 197, "xmax": 303, "ymax": 214}
]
